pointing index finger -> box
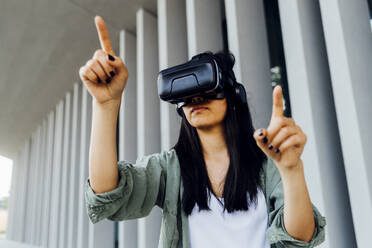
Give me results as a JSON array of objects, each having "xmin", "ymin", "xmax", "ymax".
[
  {"xmin": 94, "ymin": 15, "xmax": 114, "ymax": 55},
  {"xmin": 271, "ymin": 85, "xmax": 284, "ymax": 118}
]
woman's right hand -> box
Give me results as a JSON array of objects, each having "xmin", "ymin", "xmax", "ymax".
[{"xmin": 79, "ymin": 16, "xmax": 128, "ymax": 105}]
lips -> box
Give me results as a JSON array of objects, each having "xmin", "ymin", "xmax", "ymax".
[{"xmin": 191, "ymin": 106, "xmax": 208, "ymax": 113}]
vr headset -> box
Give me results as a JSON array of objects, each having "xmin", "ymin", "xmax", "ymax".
[{"xmin": 157, "ymin": 52, "xmax": 247, "ymax": 115}]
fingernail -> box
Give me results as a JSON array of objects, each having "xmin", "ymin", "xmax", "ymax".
[
  {"xmin": 97, "ymin": 78, "xmax": 102, "ymax": 83},
  {"xmin": 110, "ymin": 71, "xmax": 115, "ymax": 77},
  {"xmin": 268, "ymin": 144, "xmax": 273, "ymax": 150},
  {"xmin": 106, "ymin": 77, "xmax": 111, "ymax": 84},
  {"xmin": 258, "ymin": 129, "xmax": 263, "ymax": 136},
  {"xmin": 263, "ymin": 137, "xmax": 268, "ymax": 144},
  {"xmin": 275, "ymin": 148, "xmax": 280, "ymax": 153},
  {"xmin": 108, "ymin": 54, "xmax": 115, "ymax": 61}
]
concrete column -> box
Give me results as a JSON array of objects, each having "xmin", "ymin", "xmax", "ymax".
[
  {"xmin": 319, "ymin": 0, "xmax": 372, "ymax": 246},
  {"xmin": 35, "ymin": 119, "xmax": 48, "ymax": 245},
  {"xmin": 186, "ymin": 0, "xmax": 223, "ymax": 58},
  {"xmin": 77, "ymin": 86, "xmax": 91, "ymax": 248},
  {"xmin": 6, "ymin": 151, "xmax": 19, "ymax": 240},
  {"xmin": 30, "ymin": 125, "xmax": 43, "ymax": 245},
  {"xmin": 24, "ymin": 131, "xmax": 37, "ymax": 243},
  {"xmin": 224, "ymin": 0, "xmax": 272, "ymax": 129},
  {"xmin": 157, "ymin": 0, "xmax": 187, "ymax": 150},
  {"xmin": 67, "ymin": 83, "xmax": 82, "ymax": 248},
  {"xmin": 40, "ymin": 111, "xmax": 55, "ymax": 247},
  {"xmin": 19, "ymin": 141, "xmax": 29, "ymax": 242},
  {"xmin": 48, "ymin": 100, "xmax": 65, "ymax": 248},
  {"xmin": 278, "ymin": 1, "xmax": 357, "ymax": 247},
  {"xmin": 10, "ymin": 148, "xmax": 25, "ymax": 241},
  {"xmin": 88, "ymin": 221, "xmax": 115, "ymax": 248},
  {"xmin": 59, "ymin": 92, "xmax": 72, "ymax": 248},
  {"xmin": 136, "ymin": 8, "xmax": 162, "ymax": 248},
  {"xmin": 118, "ymin": 30, "xmax": 138, "ymax": 248}
]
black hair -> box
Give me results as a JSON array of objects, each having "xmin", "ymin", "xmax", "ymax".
[{"xmin": 172, "ymin": 51, "xmax": 267, "ymax": 215}]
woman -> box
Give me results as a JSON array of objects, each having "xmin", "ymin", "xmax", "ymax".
[{"xmin": 80, "ymin": 16, "xmax": 326, "ymax": 248}]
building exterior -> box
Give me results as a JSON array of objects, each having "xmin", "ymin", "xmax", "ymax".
[{"xmin": 2, "ymin": 0, "xmax": 372, "ymax": 247}]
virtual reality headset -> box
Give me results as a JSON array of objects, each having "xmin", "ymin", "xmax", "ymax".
[{"xmin": 157, "ymin": 52, "xmax": 247, "ymax": 110}]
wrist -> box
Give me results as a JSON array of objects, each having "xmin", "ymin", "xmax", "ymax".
[
  {"xmin": 93, "ymin": 98, "xmax": 121, "ymax": 110},
  {"xmin": 278, "ymin": 159, "xmax": 304, "ymax": 179}
]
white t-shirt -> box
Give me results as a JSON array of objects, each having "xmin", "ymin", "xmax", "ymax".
[{"xmin": 188, "ymin": 188, "xmax": 271, "ymax": 248}]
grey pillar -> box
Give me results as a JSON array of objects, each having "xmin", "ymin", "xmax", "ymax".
[
  {"xmin": 278, "ymin": 1, "xmax": 357, "ymax": 247},
  {"xmin": 319, "ymin": 0, "xmax": 372, "ymax": 246},
  {"xmin": 30, "ymin": 125, "xmax": 43, "ymax": 245},
  {"xmin": 49, "ymin": 100, "xmax": 65, "ymax": 248},
  {"xmin": 24, "ymin": 131, "xmax": 37, "ymax": 243},
  {"xmin": 224, "ymin": 0, "xmax": 272, "ymax": 129},
  {"xmin": 118, "ymin": 30, "xmax": 138, "ymax": 248},
  {"xmin": 18, "ymin": 140, "xmax": 31, "ymax": 242},
  {"xmin": 67, "ymin": 83, "xmax": 82, "ymax": 248},
  {"xmin": 6, "ymin": 150, "xmax": 19, "ymax": 240},
  {"xmin": 36, "ymin": 118, "xmax": 48, "ymax": 245},
  {"xmin": 40, "ymin": 111, "xmax": 55, "ymax": 247},
  {"xmin": 59, "ymin": 92, "xmax": 72, "ymax": 248},
  {"xmin": 186, "ymin": 0, "xmax": 223, "ymax": 58},
  {"xmin": 77, "ymin": 86, "xmax": 92, "ymax": 248},
  {"xmin": 158, "ymin": 0, "xmax": 186, "ymax": 150},
  {"xmin": 136, "ymin": 8, "xmax": 162, "ymax": 248}
]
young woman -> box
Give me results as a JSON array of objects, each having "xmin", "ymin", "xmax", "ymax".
[{"xmin": 80, "ymin": 16, "xmax": 326, "ymax": 248}]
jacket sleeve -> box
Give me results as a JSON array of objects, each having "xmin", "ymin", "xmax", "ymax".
[
  {"xmin": 84, "ymin": 150, "xmax": 169, "ymax": 224},
  {"xmin": 265, "ymin": 159, "xmax": 327, "ymax": 247}
]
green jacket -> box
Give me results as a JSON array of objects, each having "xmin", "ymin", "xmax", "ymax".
[{"xmin": 85, "ymin": 148, "xmax": 326, "ymax": 248}]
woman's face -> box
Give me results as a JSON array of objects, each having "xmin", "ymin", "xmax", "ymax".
[{"xmin": 182, "ymin": 96, "xmax": 227, "ymax": 129}]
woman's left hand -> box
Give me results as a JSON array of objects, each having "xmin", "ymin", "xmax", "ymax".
[{"xmin": 253, "ymin": 85, "xmax": 307, "ymax": 172}]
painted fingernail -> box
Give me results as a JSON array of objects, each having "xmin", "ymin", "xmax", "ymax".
[
  {"xmin": 97, "ymin": 78, "xmax": 102, "ymax": 83},
  {"xmin": 275, "ymin": 148, "xmax": 280, "ymax": 153},
  {"xmin": 263, "ymin": 137, "xmax": 268, "ymax": 144},
  {"xmin": 268, "ymin": 144, "xmax": 273, "ymax": 150},
  {"xmin": 106, "ymin": 77, "xmax": 111, "ymax": 84},
  {"xmin": 110, "ymin": 71, "xmax": 115, "ymax": 77},
  {"xmin": 258, "ymin": 129, "xmax": 263, "ymax": 136},
  {"xmin": 108, "ymin": 54, "xmax": 115, "ymax": 61}
]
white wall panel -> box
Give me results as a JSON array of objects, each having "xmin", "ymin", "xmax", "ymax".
[
  {"xmin": 158, "ymin": 0, "xmax": 186, "ymax": 150},
  {"xmin": 35, "ymin": 119, "xmax": 48, "ymax": 245},
  {"xmin": 186, "ymin": 0, "xmax": 223, "ymax": 58},
  {"xmin": 40, "ymin": 111, "xmax": 55, "ymax": 247},
  {"xmin": 48, "ymin": 101, "xmax": 65, "ymax": 248},
  {"xmin": 17, "ymin": 140, "xmax": 31, "ymax": 242},
  {"xmin": 30, "ymin": 125, "xmax": 43, "ymax": 245},
  {"xmin": 6, "ymin": 151, "xmax": 19, "ymax": 240},
  {"xmin": 13, "ymin": 144, "xmax": 22, "ymax": 241},
  {"xmin": 319, "ymin": 0, "xmax": 372, "ymax": 246},
  {"xmin": 278, "ymin": 1, "xmax": 357, "ymax": 247},
  {"xmin": 67, "ymin": 83, "xmax": 82, "ymax": 248},
  {"xmin": 59, "ymin": 92, "xmax": 72, "ymax": 248},
  {"xmin": 77, "ymin": 86, "xmax": 91, "ymax": 248},
  {"xmin": 225, "ymin": 0, "xmax": 272, "ymax": 129},
  {"xmin": 136, "ymin": 8, "xmax": 162, "ymax": 248},
  {"xmin": 118, "ymin": 30, "xmax": 138, "ymax": 248},
  {"xmin": 24, "ymin": 131, "xmax": 37, "ymax": 243}
]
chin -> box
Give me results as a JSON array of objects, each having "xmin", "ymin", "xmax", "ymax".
[{"xmin": 190, "ymin": 119, "xmax": 217, "ymax": 129}]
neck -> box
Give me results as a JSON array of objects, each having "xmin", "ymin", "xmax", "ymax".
[{"xmin": 196, "ymin": 124, "xmax": 228, "ymax": 159}]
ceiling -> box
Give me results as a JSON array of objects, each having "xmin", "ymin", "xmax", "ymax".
[{"xmin": 0, "ymin": 0, "xmax": 156, "ymax": 159}]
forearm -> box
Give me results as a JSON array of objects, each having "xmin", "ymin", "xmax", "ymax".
[
  {"xmin": 278, "ymin": 160, "xmax": 315, "ymax": 242},
  {"xmin": 89, "ymin": 99, "xmax": 121, "ymax": 193}
]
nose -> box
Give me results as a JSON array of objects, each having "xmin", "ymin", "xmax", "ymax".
[{"xmin": 191, "ymin": 96, "xmax": 205, "ymax": 104}]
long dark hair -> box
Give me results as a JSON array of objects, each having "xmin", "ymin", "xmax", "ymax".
[{"xmin": 172, "ymin": 51, "xmax": 267, "ymax": 216}]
